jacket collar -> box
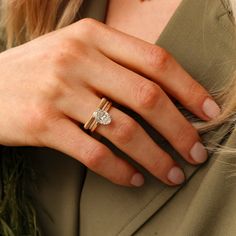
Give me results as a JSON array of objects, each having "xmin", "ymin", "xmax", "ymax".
[{"xmin": 79, "ymin": 0, "xmax": 108, "ymax": 22}]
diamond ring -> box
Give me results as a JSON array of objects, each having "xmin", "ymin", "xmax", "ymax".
[{"xmin": 84, "ymin": 97, "xmax": 112, "ymax": 132}]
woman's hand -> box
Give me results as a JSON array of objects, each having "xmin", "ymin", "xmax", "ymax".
[{"xmin": 0, "ymin": 18, "xmax": 220, "ymax": 187}]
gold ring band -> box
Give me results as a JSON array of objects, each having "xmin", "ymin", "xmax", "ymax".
[
  {"xmin": 88, "ymin": 100, "xmax": 110, "ymax": 131},
  {"xmin": 84, "ymin": 97, "xmax": 112, "ymax": 132},
  {"xmin": 84, "ymin": 98, "xmax": 107, "ymax": 130},
  {"xmin": 90, "ymin": 101, "xmax": 112, "ymax": 132}
]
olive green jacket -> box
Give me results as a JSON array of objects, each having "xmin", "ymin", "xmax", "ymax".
[{"xmin": 17, "ymin": 0, "xmax": 236, "ymax": 235}]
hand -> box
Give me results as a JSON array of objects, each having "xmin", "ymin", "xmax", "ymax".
[{"xmin": 0, "ymin": 18, "xmax": 220, "ymax": 187}]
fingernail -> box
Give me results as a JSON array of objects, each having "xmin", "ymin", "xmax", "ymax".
[
  {"xmin": 202, "ymin": 98, "xmax": 221, "ymax": 119},
  {"xmin": 131, "ymin": 173, "xmax": 144, "ymax": 187},
  {"xmin": 190, "ymin": 141, "xmax": 208, "ymax": 163},
  {"xmin": 167, "ymin": 166, "xmax": 185, "ymax": 185}
]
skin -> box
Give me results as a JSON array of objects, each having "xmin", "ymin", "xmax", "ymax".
[
  {"xmin": 106, "ymin": 0, "xmax": 183, "ymax": 43},
  {"xmin": 0, "ymin": 4, "xmax": 220, "ymax": 187}
]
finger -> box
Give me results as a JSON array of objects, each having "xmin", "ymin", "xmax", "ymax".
[
  {"xmin": 77, "ymin": 53, "xmax": 207, "ymax": 165},
  {"xmin": 74, "ymin": 19, "xmax": 220, "ymax": 120},
  {"xmin": 58, "ymin": 89, "xmax": 186, "ymax": 185},
  {"xmin": 43, "ymin": 116, "xmax": 145, "ymax": 187}
]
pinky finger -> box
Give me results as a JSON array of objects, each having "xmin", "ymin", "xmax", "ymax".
[{"xmin": 43, "ymin": 117, "xmax": 144, "ymax": 187}]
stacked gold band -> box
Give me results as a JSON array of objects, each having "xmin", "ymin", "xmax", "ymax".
[{"xmin": 84, "ymin": 97, "xmax": 112, "ymax": 132}]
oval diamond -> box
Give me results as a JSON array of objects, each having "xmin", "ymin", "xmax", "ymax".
[{"xmin": 93, "ymin": 109, "xmax": 112, "ymax": 125}]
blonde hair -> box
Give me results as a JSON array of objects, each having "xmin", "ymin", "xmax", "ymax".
[
  {"xmin": 0, "ymin": 0, "xmax": 83, "ymax": 47},
  {"xmin": 1, "ymin": 0, "xmax": 236, "ymax": 138}
]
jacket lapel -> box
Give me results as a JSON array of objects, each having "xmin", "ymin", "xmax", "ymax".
[
  {"xmin": 79, "ymin": 0, "xmax": 108, "ymax": 22},
  {"xmin": 80, "ymin": 0, "xmax": 236, "ymax": 235}
]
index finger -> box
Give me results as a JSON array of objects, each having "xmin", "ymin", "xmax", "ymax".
[{"xmin": 75, "ymin": 18, "xmax": 221, "ymax": 121}]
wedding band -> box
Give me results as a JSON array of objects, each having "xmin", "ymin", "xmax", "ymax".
[
  {"xmin": 89, "ymin": 100, "xmax": 110, "ymax": 131},
  {"xmin": 84, "ymin": 97, "xmax": 112, "ymax": 132},
  {"xmin": 90, "ymin": 101, "xmax": 112, "ymax": 132}
]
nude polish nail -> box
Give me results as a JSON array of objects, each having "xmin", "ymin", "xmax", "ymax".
[
  {"xmin": 167, "ymin": 166, "xmax": 185, "ymax": 185},
  {"xmin": 190, "ymin": 142, "xmax": 208, "ymax": 163},
  {"xmin": 202, "ymin": 98, "xmax": 221, "ymax": 119},
  {"xmin": 131, "ymin": 173, "xmax": 145, "ymax": 187}
]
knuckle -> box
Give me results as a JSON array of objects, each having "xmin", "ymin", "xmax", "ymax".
[
  {"xmin": 84, "ymin": 144, "xmax": 107, "ymax": 169},
  {"xmin": 76, "ymin": 17, "xmax": 99, "ymax": 38},
  {"xmin": 59, "ymin": 39, "xmax": 78, "ymax": 55},
  {"xmin": 148, "ymin": 154, "xmax": 165, "ymax": 174},
  {"xmin": 175, "ymin": 123, "xmax": 198, "ymax": 152},
  {"xmin": 185, "ymin": 81, "xmax": 203, "ymax": 106},
  {"xmin": 148, "ymin": 154, "xmax": 172, "ymax": 179},
  {"xmin": 39, "ymin": 75, "xmax": 63, "ymax": 100},
  {"xmin": 47, "ymin": 39, "xmax": 89, "ymax": 77},
  {"xmin": 108, "ymin": 165, "xmax": 133, "ymax": 186},
  {"xmin": 147, "ymin": 46, "xmax": 170, "ymax": 71},
  {"xmin": 110, "ymin": 175, "xmax": 127, "ymax": 186},
  {"xmin": 78, "ymin": 17, "xmax": 98, "ymax": 28},
  {"xmin": 151, "ymin": 160, "xmax": 163, "ymax": 176},
  {"xmin": 112, "ymin": 116, "xmax": 139, "ymax": 144},
  {"xmin": 50, "ymin": 39, "xmax": 77, "ymax": 67},
  {"xmin": 136, "ymin": 81, "xmax": 161, "ymax": 109},
  {"xmin": 175, "ymin": 127, "xmax": 188, "ymax": 151}
]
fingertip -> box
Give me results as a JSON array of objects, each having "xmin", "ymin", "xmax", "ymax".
[
  {"xmin": 167, "ymin": 166, "xmax": 185, "ymax": 185},
  {"xmin": 202, "ymin": 97, "xmax": 221, "ymax": 120},
  {"xmin": 130, "ymin": 172, "xmax": 145, "ymax": 187},
  {"xmin": 190, "ymin": 141, "xmax": 208, "ymax": 164}
]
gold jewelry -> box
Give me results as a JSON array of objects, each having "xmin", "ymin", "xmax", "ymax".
[{"xmin": 84, "ymin": 97, "xmax": 112, "ymax": 132}]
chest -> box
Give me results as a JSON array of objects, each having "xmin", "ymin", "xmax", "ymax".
[{"xmin": 105, "ymin": 0, "xmax": 182, "ymax": 43}]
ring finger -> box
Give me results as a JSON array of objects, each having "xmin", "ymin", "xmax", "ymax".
[
  {"xmin": 76, "ymin": 52, "xmax": 207, "ymax": 165},
  {"xmin": 57, "ymin": 88, "xmax": 186, "ymax": 185}
]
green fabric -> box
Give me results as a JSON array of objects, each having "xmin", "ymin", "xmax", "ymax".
[
  {"xmin": 79, "ymin": 0, "xmax": 108, "ymax": 22},
  {"xmin": 4, "ymin": 0, "xmax": 236, "ymax": 235},
  {"xmin": 80, "ymin": 0, "xmax": 236, "ymax": 235}
]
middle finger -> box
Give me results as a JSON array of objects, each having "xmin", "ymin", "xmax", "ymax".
[
  {"xmin": 57, "ymin": 89, "xmax": 186, "ymax": 185},
  {"xmin": 79, "ymin": 52, "xmax": 208, "ymax": 165}
]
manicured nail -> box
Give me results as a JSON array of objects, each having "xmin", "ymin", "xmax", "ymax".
[
  {"xmin": 190, "ymin": 142, "xmax": 208, "ymax": 163},
  {"xmin": 167, "ymin": 166, "xmax": 185, "ymax": 185},
  {"xmin": 131, "ymin": 173, "xmax": 144, "ymax": 187},
  {"xmin": 202, "ymin": 98, "xmax": 221, "ymax": 119}
]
